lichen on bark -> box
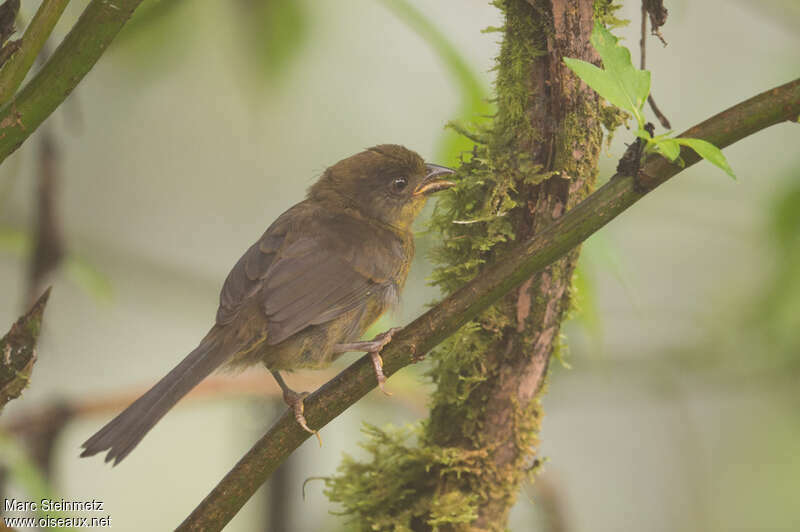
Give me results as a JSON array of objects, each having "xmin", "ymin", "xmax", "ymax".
[
  {"xmin": 0, "ymin": 288, "xmax": 50, "ymax": 411},
  {"xmin": 325, "ymin": 1, "xmax": 618, "ymax": 529}
]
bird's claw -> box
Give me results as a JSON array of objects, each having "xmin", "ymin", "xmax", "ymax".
[
  {"xmin": 409, "ymin": 343, "xmax": 427, "ymax": 363},
  {"xmin": 368, "ymin": 327, "xmax": 401, "ymax": 395},
  {"xmin": 371, "ymin": 327, "xmax": 402, "ymax": 352},
  {"xmin": 370, "ymin": 351, "xmax": 391, "ymax": 396},
  {"xmin": 333, "ymin": 327, "xmax": 402, "ymax": 395},
  {"xmin": 282, "ymin": 389, "xmax": 322, "ymax": 447}
]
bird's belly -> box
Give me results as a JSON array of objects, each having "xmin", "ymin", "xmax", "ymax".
[{"xmin": 262, "ymin": 293, "xmax": 389, "ymax": 371}]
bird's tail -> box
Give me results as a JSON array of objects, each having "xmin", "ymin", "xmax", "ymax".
[{"xmin": 80, "ymin": 328, "xmax": 231, "ymax": 465}]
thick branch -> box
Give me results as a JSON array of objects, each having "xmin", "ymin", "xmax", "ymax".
[
  {"xmin": 177, "ymin": 78, "xmax": 800, "ymax": 531},
  {"xmin": 0, "ymin": 0, "xmax": 71, "ymax": 107},
  {"xmin": 0, "ymin": 0, "xmax": 142, "ymax": 164}
]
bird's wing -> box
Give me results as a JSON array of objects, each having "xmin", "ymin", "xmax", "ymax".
[
  {"xmin": 215, "ymin": 207, "xmax": 292, "ymax": 326},
  {"xmin": 216, "ymin": 205, "xmax": 403, "ymax": 345},
  {"xmin": 259, "ymin": 235, "xmax": 394, "ymax": 344}
]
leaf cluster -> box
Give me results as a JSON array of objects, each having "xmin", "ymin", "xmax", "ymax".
[{"xmin": 564, "ymin": 23, "xmax": 735, "ymax": 178}]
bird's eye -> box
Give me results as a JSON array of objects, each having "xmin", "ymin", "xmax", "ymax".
[{"xmin": 392, "ymin": 176, "xmax": 408, "ymax": 193}]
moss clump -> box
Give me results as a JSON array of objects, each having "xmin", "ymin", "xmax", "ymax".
[
  {"xmin": 324, "ymin": 424, "xmax": 482, "ymax": 531},
  {"xmin": 593, "ymin": 0, "xmax": 628, "ymax": 29}
]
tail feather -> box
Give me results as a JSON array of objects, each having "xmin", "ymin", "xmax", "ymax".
[{"xmin": 81, "ymin": 329, "xmax": 231, "ymax": 465}]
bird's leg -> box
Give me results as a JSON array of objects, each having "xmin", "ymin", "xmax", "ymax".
[
  {"xmin": 271, "ymin": 371, "xmax": 322, "ymax": 446},
  {"xmin": 333, "ymin": 327, "xmax": 402, "ymax": 396}
]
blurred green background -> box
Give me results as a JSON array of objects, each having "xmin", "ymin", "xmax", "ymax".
[{"xmin": 0, "ymin": 0, "xmax": 799, "ymax": 530}]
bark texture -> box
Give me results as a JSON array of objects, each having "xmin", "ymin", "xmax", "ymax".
[{"xmin": 425, "ymin": 0, "xmax": 604, "ymax": 527}]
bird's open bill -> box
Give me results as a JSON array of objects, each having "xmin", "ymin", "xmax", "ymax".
[{"xmin": 414, "ymin": 163, "xmax": 456, "ymax": 196}]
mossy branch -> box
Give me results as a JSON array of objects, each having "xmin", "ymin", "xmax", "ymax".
[
  {"xmin": 177, "ymin": 78, "xmax": 800, "ymax": 532},
  {"xmin": 0, "ymin": 0, "xmax": 71, "ymax": 107},
  {"xmin": 0, "ymin": 288, "xmax": 51, "ymax": 412},
  {"xmin": 0, "ymin": 0, "xmax": 143, "ymax": 164}
]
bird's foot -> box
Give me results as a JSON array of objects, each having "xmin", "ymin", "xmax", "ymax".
[
  {"xmin": 275, "ymin": 377, "xmax": 322, "ymax": 446},
  {"xmin": 370, "ymin": 350, "xmax": 390, "ymax": 396},
  {"xmin": 334, "ymin": 327, "xmax": 402, "ymax": 395},
  {"xmin": 283, "ymin": 389, "xmax": 322, "ymax": 446}
]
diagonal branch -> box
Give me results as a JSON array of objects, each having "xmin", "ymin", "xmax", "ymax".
[
  {"xmin": 0, "ymin": 0, "xmax": 143, "ymax": 165},
  {"xmin": 0, "ymin": 0, "xmax": 71, "ymax": 107},
  {"xmin": 177, "ymin": 78, "xmax": 800, "ymax": 531}
]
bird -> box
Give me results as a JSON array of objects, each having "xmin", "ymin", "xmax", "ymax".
[{"xmin": 80, "ymin": 144, "xmax": 455, "ymax": 465}]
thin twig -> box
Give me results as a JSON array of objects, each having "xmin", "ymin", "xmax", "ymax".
[
  {"xmin": 643, "ymin": 0, "xmax": 668, "ymax": 45},
  {"xmin": 640, "ymin": 2, "xmax": 647, "ymax": 70},
  {"xmin": 0, "ymin": 0, "xmax": 20, "ymax": 69},
  {"xmin": 0, "ymin": 0, "xmax": 144, "ymax": 164},
  {"xmin": 646, "ymin": 94, "xmax": 671, "ymax": 129},
  {"xmin": 640, "ymin": 1, "xmax": 671, "ymax": 129},
  {"xmin": 0, "ymin": 0, "xmax": 71, "ymax": 107},
  {"xmin": 0, "ymin": 0, "xmax": 19, "ymax": 45},
  {"xmin": 177, "ymin": 79, "xmax": 800, "ymax": 532}
]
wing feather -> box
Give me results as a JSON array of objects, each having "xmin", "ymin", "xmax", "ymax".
[
  {"xmin": 261, "ymin": 238, "xmax": 385, "ymax": 344},
  {"xmin": 215, "ymin": 202, "xmax": 406, "ymax": 344}
]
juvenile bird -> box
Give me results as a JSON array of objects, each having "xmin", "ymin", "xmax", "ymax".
[{"xmin": 80, "ymin": 145, "xmax": 454, "ymax": 464}]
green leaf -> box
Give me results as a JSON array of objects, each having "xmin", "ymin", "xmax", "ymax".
[
  {"xmin": 591, "ymin": 24, "xmax": 650, "ymax": 118},
  {"xmin": 563, "ymin": 23, "xmax": 650, "ymax": 127},
  {"xmin": 563, "ymin": 58, "xmax": 632, "ymax": 113},
  {"xmin": 674, "ymin": 137, "xmax": 737, "ymax": 179},
  {"xmin": 652, "ymin": 138, "xmax": 680, "ymax": 161}
]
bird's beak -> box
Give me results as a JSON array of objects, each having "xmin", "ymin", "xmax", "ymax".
[{"xmin": 414, "ymin": 164, "xmax": 456, "ymax": 196}]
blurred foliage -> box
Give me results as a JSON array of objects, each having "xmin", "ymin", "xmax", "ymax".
[
  {"xmin": 0, "ymin": 433, "xmax": 75, "ymax": 530},
  {"xmin": 111, "ymin": 0, "xmax": 195, "ymax": 76},
  {"xmin": 0, "ymin": 226, "xmax": 112, "ymax": 302},
  {"xmin": 111, "ymin": 0, "xmax": 311, "ymax": 92},
  {"xmin": 379, "ymin": 0, "xmax": 493, "ymax": 167},
  {"xmin": 752, "ymin": 172, "xmax": 800, "ymax": 365},
  {"xmin": 0, "ymin": 150, "xmax": 21, "ymax": 208},
  {"xmin": 234, "ymin": 0, "xmax": 309, "ymax": 90},
  {"xmin": 569, "ymin": 262, "xmax": 602, "ymax": 350},
  {"xmin": 116, "ymin": 0, "xmax": 191, "ymax": 40},
  {"xmin": 64, "ymin": 253, "xmax": 113, "ymax": 302},
  {"xmin": 568, "ymin": 232, "xmax": 642, "ymax": 358}
]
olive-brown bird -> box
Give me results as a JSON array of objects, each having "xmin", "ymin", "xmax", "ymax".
[{"xmin": 80, "ymin": 145, "xmax": 454, "ymax": 465}]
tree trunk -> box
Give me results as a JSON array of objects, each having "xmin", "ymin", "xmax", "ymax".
[
  {"xmin": 425, "ymin": 0, "xmax": 604, "ymax": 528},
  {"xmin": 324, "ymin": 1, "xmax": 610, "ymax": 529}
]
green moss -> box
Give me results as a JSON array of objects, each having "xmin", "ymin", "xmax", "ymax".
[
  {"xmin": 324, "ymin": 424, "xmax": 482, "ymax": 531},
  {"xmin": 326, "ymin": 1, "xmax": 617, "ymax": 528},
  {"xmin": 590, "ymin": 0, "xmax": 630, "ymax": 149},
  {"xmin": 593, "ymin": 0, "xmax": 628, "ymax": 29},
  {"xmin": 600, "ymin": 102, "xmax": 630, "ymax": 150}
]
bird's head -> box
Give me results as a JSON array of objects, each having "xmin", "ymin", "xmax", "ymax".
[{"xmin": 308, "ymin": 144, "xmax": 455, "ymax": 230}]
